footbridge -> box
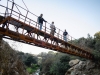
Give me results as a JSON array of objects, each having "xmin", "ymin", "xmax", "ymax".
[{"xmin": 0, "ymin": 0, "xmax": 93, "ymax": 59}]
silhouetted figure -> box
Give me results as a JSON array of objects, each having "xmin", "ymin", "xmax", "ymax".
[
  {"xmin": 50, "ymin": 21, "xmax": 56, "ymax": 36},
  {"xmin": 63, "ymin": 29, "xmax": 68, "ymax": 42},
  {"xmin": 37, "ymin": 14, "xmax": 47, "ymax": 30}
]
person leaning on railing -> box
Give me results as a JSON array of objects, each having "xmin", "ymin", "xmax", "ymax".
[
  {"xmin": 63, "ymin": 29, "xmax": 68, "ymax": 42},
  {"xmin": 37, "ymin": 14, "xmax": 47, "ymax": 30}
]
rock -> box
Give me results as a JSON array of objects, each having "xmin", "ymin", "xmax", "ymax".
[
  {"xmin": 65, "ymin": 59, "xmax": 99, "ymax": 75},
  {"xmin": 14, "ymin": 71, "xmax": 19, "ymax": 75},
  {"xmin": 86, "ymin": 60, "xmax": 95, "ymax": 70},
  {"xmin": 65, "ymin": 67, "xmax": 74, "ymax": 75},
  {"xmin": 0, "ymin": 41, "xmax": 29, "ymax": 75},
  {"xmin": 74, "ymin": 61, "xmax": 86, "ymax": 70},
  {"xmin": 69, "ymin": 59, "xmax": 80, "ymax": 66}
]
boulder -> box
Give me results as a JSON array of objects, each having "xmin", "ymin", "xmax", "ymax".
[
  {"xmin": 74, "ymin": 61, "xmax": 86, "ymax": 70},
  {"xmin": 65, "ymin": 59, "xmax": 98, "ymax": 75},
  {"xmin": 86, "ymin": 60, "xmax": 95, "ymax": 70},
  {"xmin": 69, "ymin": 59, "xmax": 80, "ymax": 66}
]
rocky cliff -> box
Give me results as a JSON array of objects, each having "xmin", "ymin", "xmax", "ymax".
[
  {"xmin": 65, "ymin": 59, "xmax": 100, "ymax": 75},
  {"xmin": 0, "ymin": 40, "xmax": 29, "ymax": 75}
]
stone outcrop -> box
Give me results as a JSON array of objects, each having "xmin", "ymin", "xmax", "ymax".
[
  {"xmin": 69, "ymin": 59, "xmax": 80, "ymax": 67},
  {"xmin": 65, "ymin": 59, "xmax": 100, "ymax": 75},
  {"xmin": 0, "ymin": 40, "xmax": 29, "ymax": 75}
]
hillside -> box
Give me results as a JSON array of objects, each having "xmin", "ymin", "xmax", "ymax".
[{"xmin": 0, "ymin": 39, "xmax": 29, "ymax": 75}]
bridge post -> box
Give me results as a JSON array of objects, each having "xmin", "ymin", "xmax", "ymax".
[
  {"xmin": 45, "ymin": 22, "xmax": 46, "ymax": 32},
  {"xmin": 24, "ymin": 11, "xmax": 29, "ymax": 23},
  {"xmin": 58, "ymin": 29, "xmax": 60, "ymax": 39},
  {"xmin": 10, "ymin": 1, "xmax": 14, "ymax": 17}
]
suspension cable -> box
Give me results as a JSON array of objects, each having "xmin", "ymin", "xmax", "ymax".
[
  {"xmin": 15, "ymin": 4, "xmax": 21, "ymax": 14},
  {"xmin": 22, "ymin": 0, "xmax": 29, "ymax": 11},
  {"xmin": 4, "ymin": 0, "xmax": 9, "ymax": 17}
]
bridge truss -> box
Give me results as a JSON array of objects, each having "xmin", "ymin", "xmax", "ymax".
[{"xmin": 0, "ymin": 0, "xmax": 93, "ymax": 59}]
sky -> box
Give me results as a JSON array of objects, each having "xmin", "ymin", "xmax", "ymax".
[{"xmin": 0, "ymin": 0, "xmax": 100, "ymax": 54}]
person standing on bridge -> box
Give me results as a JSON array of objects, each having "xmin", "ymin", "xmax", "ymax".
[
  {"xmin": 50, "ymin": 21, "xmax": 56, "ymax": 36},
  {"xmin": 37, "ymin": 14, "xmax": 47, "ymax": 30},
  {"xmin": 63, "ymin": 29, "xmax": 68, "ymax": 42}
]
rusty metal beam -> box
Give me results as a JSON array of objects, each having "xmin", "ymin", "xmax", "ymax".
[
  {"xmin": 0, "ymin": 27, "xmax": 93, "ymax": 59},
  {"xmin": 0, "ymin": 16, "xmax": 94, "ymax": 59}
]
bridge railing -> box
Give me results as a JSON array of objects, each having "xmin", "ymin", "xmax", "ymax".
[{"xmin": 0, "ymin": 0, "xmax": 91, "ymax": 53}]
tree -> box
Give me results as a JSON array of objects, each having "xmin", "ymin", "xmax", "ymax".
[
  {"xmin": 25, "ymin": 55, "xmax": 37, "ymax": 67},
  {"xmin": 91, "ymin": 31, "xmax": 100, "ymax": 61},
  {"xmin": 39, "ymin": 51, "xmax": 55, "ymax": 75},
  {"xmin": 94, "ymin": 31, "xmax": 100, "ymax": 51},
  {"xmin": 94, "ymin": 31, "xmax": 100, "ymax": 40},
  {"xmin": 86, "ymin": 34, "xmax": 95, "ymax": 49},
  {"xmin": 50, "ymin": 55, "xmax": 70, "ymax": 75}
]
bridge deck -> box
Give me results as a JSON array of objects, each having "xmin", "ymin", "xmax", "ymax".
[{"xmin": 0, "ymin": 16, "xmax": 93, "ymax": 59}]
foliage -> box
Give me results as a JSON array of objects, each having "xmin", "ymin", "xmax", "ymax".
[
  {"xmin": 27, "ymin": 64, "xmax": 39, "ymax": 74},
  {"xmin": 25, "ymin": 55, "xmax": 37, "ymax": 67},
  {"xmin": 92, "ymin": 32, "xmax": 100, "ymax": 61},
  {"xmin": 72, "ymin": 32, "xmax": 100, "ymax": 62},
  {"xmin": 39, "ymin": 51, "xmax": 55, "ymax": 75},
  {"xmin": 27, "ymin": 67, "xmax": 34, "ymax": 74},
  {"xmin": 50, "ymin": 55, "xmax": 70, "ymax": 75},
  {"xmin": 17, "ymin": 51, "xmax": 39, "ymax": 74},
  {"xmin": 17, "ymin": 52, "xmax": 38, "ymax": 67},
  {"xmin": 86, "ymin": 34, "xmax": 95, "ymax": 49},
  {"xmin": 94, "ymin": 31, "xmax": 100, "ymax": 40}
]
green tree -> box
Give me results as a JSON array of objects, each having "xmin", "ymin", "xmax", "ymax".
[
  {"xmin": 25, "ymin": 56, "xmax": 37, "ymax": 67},
  {"xmin": 92, "ymin": 31, "xmax": 100, "ymax": 61},
  {"xmin": 94, "ymin": 31, "xmax": 100, "ymax": 51},
  {"xmin": 86, "ymin": 34, "xmax": 95, "ymax": 49},
  {"xmin": 50, "ymin": 55, "xmax": 70, "ymax": 75},
  {"xmin": 39, "ymin": 51, "xmax": 55, "ymax": 75},
  {"xmin": 94, "ymin": 31, "xmax": 100, "ymax": 40}
]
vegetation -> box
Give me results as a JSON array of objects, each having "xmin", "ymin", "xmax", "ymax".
[
  {"xmin": 38, "ymin": 31, "xmax": 100, "ymax": 75},
  {"xmin": 50, "ymin": 55, "xmax": 70, "ymax": 75},
  {"xmin": 37, "ymin": 51, "xmax": 71, "ymax": 75},
  {"xmin": 27, "ymin": 64, "xmax": 39, "ymax": 74},
  {"xmin": 17, "ymin": 52, "xmax": 39, "ymax": 74},
  {"xmin": 0, "ymin": 41, "xmax": 28, "ymax": 75},
  {"xmin": 1, "ymin": 31, "xmax": 100, "ymax": 75},
  {"xmin": 12, "ymin": 31, "xmax": 100, "ymax": 75}
]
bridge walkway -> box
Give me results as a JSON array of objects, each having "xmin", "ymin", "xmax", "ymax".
[{"xmin": 0, "ymin": 0, "xmax": 93, "ymax": 59}]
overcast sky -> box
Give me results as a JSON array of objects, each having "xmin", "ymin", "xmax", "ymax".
[{"xmin": 1, "ymin": 0, "xmax": 100, "ymax": 54}]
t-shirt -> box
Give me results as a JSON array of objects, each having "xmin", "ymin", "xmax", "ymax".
[{"xmin": 50, "ymin": 24, "xmax": 55, "ymax": 30}]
